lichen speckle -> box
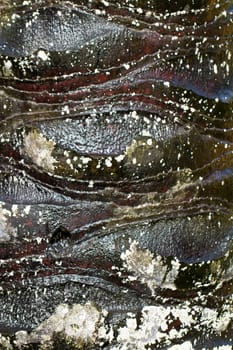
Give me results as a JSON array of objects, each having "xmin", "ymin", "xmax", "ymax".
[
  {"xmin": 37, "ymin": 49, "xmax": 50, "ymax": 62},
  {"xmin": 121, "ymin": 241, "xmax": 180, "ymax": 293},
  {"xmin": 23, "ymin": 130, "xmax": 57, "ymax": 172},
  {"xmin": 15, "ymin": 303, "xmax": 112, "ymax": 349},
  {"xmin": 2, "ymin": 302, "xmax": 232, "ymax": 349},
  {"xmin": 115, "ymin": 304, "xmax": 232, "ymax": 350},
  {"xmin": 0, "ymin": 205, "xmax": 17, "ymax": 241},
  {"xmin": 0, "ymin": 1, "xmax": 232, "ymax": 349},
  {"xmin": 0, "ymin": 334, "xmax": 12, "ymax": 350},
  {"xmin": 2, "ymin": 59, "xmax": 13, "ymax": 76}
]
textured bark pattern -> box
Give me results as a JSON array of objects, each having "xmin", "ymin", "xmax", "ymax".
[{"xmin": 0, "ymin": 0, "xmax": 232, "ymax": 348}]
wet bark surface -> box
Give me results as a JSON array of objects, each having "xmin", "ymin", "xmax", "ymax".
[{"xmin": 0, "ymin": 0, "xmax": 232, "ymax": 349}]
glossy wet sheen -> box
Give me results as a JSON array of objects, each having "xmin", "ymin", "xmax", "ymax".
[{"xmin": 0, "ymin": 0, "xmax": 232, "ymax": 348}]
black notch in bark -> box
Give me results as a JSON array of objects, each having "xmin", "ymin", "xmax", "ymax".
[{"xmin": 50, "ymin": 226, "xmax": 71, "ymax": 244}]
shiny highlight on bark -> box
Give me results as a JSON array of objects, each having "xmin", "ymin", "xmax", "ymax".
[{"xmin": 0, "ymin": 0, "xmax": 232, "ymax": 349}]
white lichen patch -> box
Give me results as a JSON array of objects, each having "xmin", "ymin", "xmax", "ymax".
[
  {"xmin": 6, "ymin": 299, "xmax": 233, "ymax": 350},
  {"xmin": 23, "ymin": 130, "xmax": 57, "ymax": 172},
  {"xmin": 37, "ymin": 49, "xmax": 50, "ymax": 62},
  {"xmin": 115, "ymin": 302, "xmax": 232, "ymax": 350},
  {"xmin": 121, "ymin": 241, "xmax": 180, "ymax": 293},
  {"xmin": 211, "ymin": 347, "xmax": 233, "ymax": 350},
  {"xmin": 168, "ymin": 341, "xmax": 194, "ymax": 349},
  {"xmin": 116, "ymin": 305, "xmax": 192, "ymax": 349},
  {"xmin": 115, "ymin": 154, "xmax": 126, "ymax": 162},
  {"xmin": 2, "ymin": 59, "xmax": 13, "ymax": 77},
  {"xmin": 0, "ymin": 334, "xmax": 12, "ymax": 350},
  {"xmin": 0, "ymin": 205, "xmax": 17, "ymax": 241},
  {"xmin": 15, "ymin": 303, "xmax": 112, "ymax": 349},
  {"xmin": 61, "ymin": 105, "xmax": 70, "ymax": 115}
]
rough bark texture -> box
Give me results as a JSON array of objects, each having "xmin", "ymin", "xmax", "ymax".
[{"xmin": 0, "ymin": 0, "xmax": 232, "ymax": 349}]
